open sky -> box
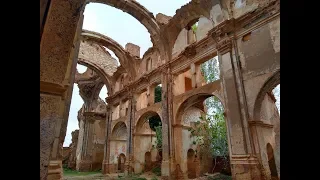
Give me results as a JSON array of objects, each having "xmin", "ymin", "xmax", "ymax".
[{"xmin": 64, "ymin": 0, "xmax": 192, "ymax": 147}]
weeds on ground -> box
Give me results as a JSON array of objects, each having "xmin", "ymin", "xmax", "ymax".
[
  {"xmin": 63, "ymin": 166, "xmax": 101, "ymax": 176},
  {"xmin": 116, "ymin": 173, "xmax": 147, "ymax": 180},
  {"xmin": 151, "ymin": 167, "xmax": 161, "ymax": 176}
]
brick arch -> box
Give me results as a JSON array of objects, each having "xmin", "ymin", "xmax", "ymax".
[
  {"xmin": 77, "ymin": 59, "xmax": 113, "ymax": 94},
  {"xmin": 78, "ymin": 39, "xmax": 121, "ymax": 93},
  {"xmin": 253, "ymin": 70, "xmax": 280, "ymax": 121},
  {"xmin": 163, "ymin": 0, "xmax": 220, "ymax": 52},
  {"xmin": 81, "ymin": 30, "xmax": 137, "ymax": 76},
  {"xmin": 135, "ymin": 110, "xmax": 162, "ymax": 133}
]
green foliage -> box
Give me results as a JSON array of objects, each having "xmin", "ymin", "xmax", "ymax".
[
  {"xmin": 194, "ymin": 104, "xmax": 228, "ymax": 157},
  {"xmin": 152, "ymin": 167, "xmax": 162, "ymax": 176},
  {"xmin": 189, "ymin": 56, "xmax": 229, "ymax": 164},
  {"xmin": 154, "ymin": 125, "xmax": 162, "ymax": 151},
  {"xmin": 207, "ymin": 174, "xmax": 232, "ymax": 180},
  {"xmin": 201, "ymin": 57, "xmax": 220, "ymax": 83},
  {"xmin": 154, "ymin": 85, "xmax": 162, "ymax": 103},
  {"xmin": 149, "ymin": 115, "xmax": 161, "ymax": 131},
  {"xmin": 151, "ymin": 177, "xmax": 158, "ymax": 180},
  {"xmin": 117, "ymin": 174, "xmax": 147, "ymax": 180},
  {"xmin": 63, "ymin": 167, "xmax": 101, "ymax": 177},
  {"xmin": 192, "ymin": 23, "xmax": 198, "ymax": 33}
]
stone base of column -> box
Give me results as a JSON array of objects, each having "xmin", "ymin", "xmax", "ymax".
[
  {"xmin": 102, "ymin": 163, "xmax": 118, "ymax": 174},
  {"xmin": 230, "ymin": 155, "xmax": 265, "ymax": 180},
  {"xmin": 161, "ymin": 160, "xmax": 171, "ymax": 179},
  {"xmin": 124, "ymin": 160, "xmax": 134, "ymax": 175},
  {"xmin": 76, "ymin": 160, "xmax": 92, "ymax": 172},
  {"xmin": 171, "ymin": 163, "xmax": 186, "ymax": 180},
  {"xmin": 67, "ymin": 162, "xmax": 76, "ymax": 170},
  {"xmin": 47, "ymin": 160, "xmax": 63, "ymax": 180},
  {"xmin": 91, "ymin": 162, "xmax": 102, "ymax": 171}
]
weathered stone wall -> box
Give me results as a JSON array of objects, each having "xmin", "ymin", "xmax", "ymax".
[
  {"xmin": 91, "ymin": 120, "xmax": 106, "ymax": 170},
  {"xmin": 136, "ymin": 91, "xmax": 148, "ymax": 111}
]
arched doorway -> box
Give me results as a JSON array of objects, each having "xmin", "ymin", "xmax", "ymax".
[
  {"xmin": 134, "ymin": 111, "xmax": 162, "ymax": 173},
  {"xmin": 187, "ymin": 149, "xmax": 196, "ymax": 179},
  {"xmin": 145, "ymin": 151, "xmax": 152, "ymax": 171},
  {"xmin": 110, "ymin": 121, "xmax": 127, "ymax": 173},
  {"xmin": 174, "ymin": 92, "xmax": 230, "ymax": 177},
  {"xmin": 118, "ymin": 153, "xmax": 126, "ymax": 173},
  {"xmin": 267, "ymin": 143, "xmax": 279, "ymax": 180},
  {"xmin": 253, "ymin": 71, "xmax": 280, "ymax": 178}
]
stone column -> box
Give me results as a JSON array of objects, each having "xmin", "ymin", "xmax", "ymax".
[
  {"xmin": 102, "ymin": 105, "xmax": 112, "ymax": 174},
  {"xmin": 160, "ymin": 67, "xmax": 172, "ymax": 179},
  {"xmin": 40, "ymin": 0, "xmax": 85, "ymax": 179},
  {"xmin": 76, "ymin": 115, "xmax": 95, "ymax": 171},
  {"xmin": 125, "ymin": 94, "xmax": 134, "ymax": 174},
  {"xmin": 217, "ymin": 37, "xmax": 262, "ymax": 179}
]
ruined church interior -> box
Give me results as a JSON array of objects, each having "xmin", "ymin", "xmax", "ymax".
[{"xmin": 40, "ymin": 0, "xmax": 280, "ymax": 179}]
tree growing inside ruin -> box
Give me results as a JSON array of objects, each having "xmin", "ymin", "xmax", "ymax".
[{"xmin": 188, "ymin": 57, "xmax": 229, "ymax": 171}]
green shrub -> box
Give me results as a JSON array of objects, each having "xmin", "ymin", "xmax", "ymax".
[{"xmin": 152, "ymin": 167, "xmax": 161, "ymax": 176}]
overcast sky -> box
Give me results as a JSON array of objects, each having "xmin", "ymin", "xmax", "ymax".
[{"xmin": 64, "ymin": 0, "xmax": 192, "ymax": 147}]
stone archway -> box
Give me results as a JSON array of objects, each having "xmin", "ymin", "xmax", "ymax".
[
  {"xmin": 134, "ymin": 111, "xmax": 162, "ymax": 173},
  {"xmin": 187, "ymin": 149, "xmax": 197, "ymax": 179},
  {"xmin": 109, "ymin": 121, "xmax": 127, "ymax": 173},
  {"xmin": 252, "ymin": 70, "xmax": 280, "ymax": 178},
  {"xmin": 118, "ymin": 153, "xmax": 126, "ymax": 173},
  {"xmin": 144, "ymin": 151, "xmax": 152, "ymax": 172},
  {"xmin": 174, "ymin": 92, "xmax": 228, "ymax": 177}
]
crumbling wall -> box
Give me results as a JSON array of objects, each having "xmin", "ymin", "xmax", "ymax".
[
  {"xmin": 62, "ymin": 147, "xmax": 71, "ymax": 166},
  {"xmin": 67, "ymin": 130, "xmax": 79, "ymax": 170},
  {"xmin": 79, "ymin": 40, "xmax": 118, "ymax": 76}
]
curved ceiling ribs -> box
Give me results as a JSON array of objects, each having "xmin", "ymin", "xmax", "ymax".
[
  {"xmin": 90, "ymin": 0, "xmax": 161, "ymax": 46},
  {"xmin": 81, "ymin": 30, "xmax": 138, "ymax": 77},
  {"xmin": 78, "ymin": 39, "xmax": 118, "ymax": 92}
]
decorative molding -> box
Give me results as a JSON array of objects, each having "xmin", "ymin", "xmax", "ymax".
[
  {"xmin": 83, "ymin": 111, "xmax": 106, "ymax": 121},
  {"xmin": 182, "ymin": 44, "xmax": 197, "ymax": 58},
  {"xmin": 133, "ymin": 133, "xmax": 156, "ymax": 137},
  {"xmin": 248, "ymin": 121, "xmax": 273, "ymax": 128},
  {"xmin": 172, "ymin": 124, "xmax": 191, "ymax": 130},
  {"xmin": 40, "ymin": 81, "xmax": 68, "ymax": 97}
]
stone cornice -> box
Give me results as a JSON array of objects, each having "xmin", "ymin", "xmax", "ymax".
[
  {"xmin": 133, "ymin": 133, "xmax": 156, "ymax": 137},
  {"xmin": 248, "ymin": 121, "xmax": 273, "ymax": 128},
  {"xmin": 40, "ymin": 81, "xmax": 69, "ymax": 98},
  {"xmin": 83, "ymin": 111, "xmax": 106, "ymax": 121},
  {"xmin": 172, "ymin": 124, "xmax": 191, "ymax": 130}
]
